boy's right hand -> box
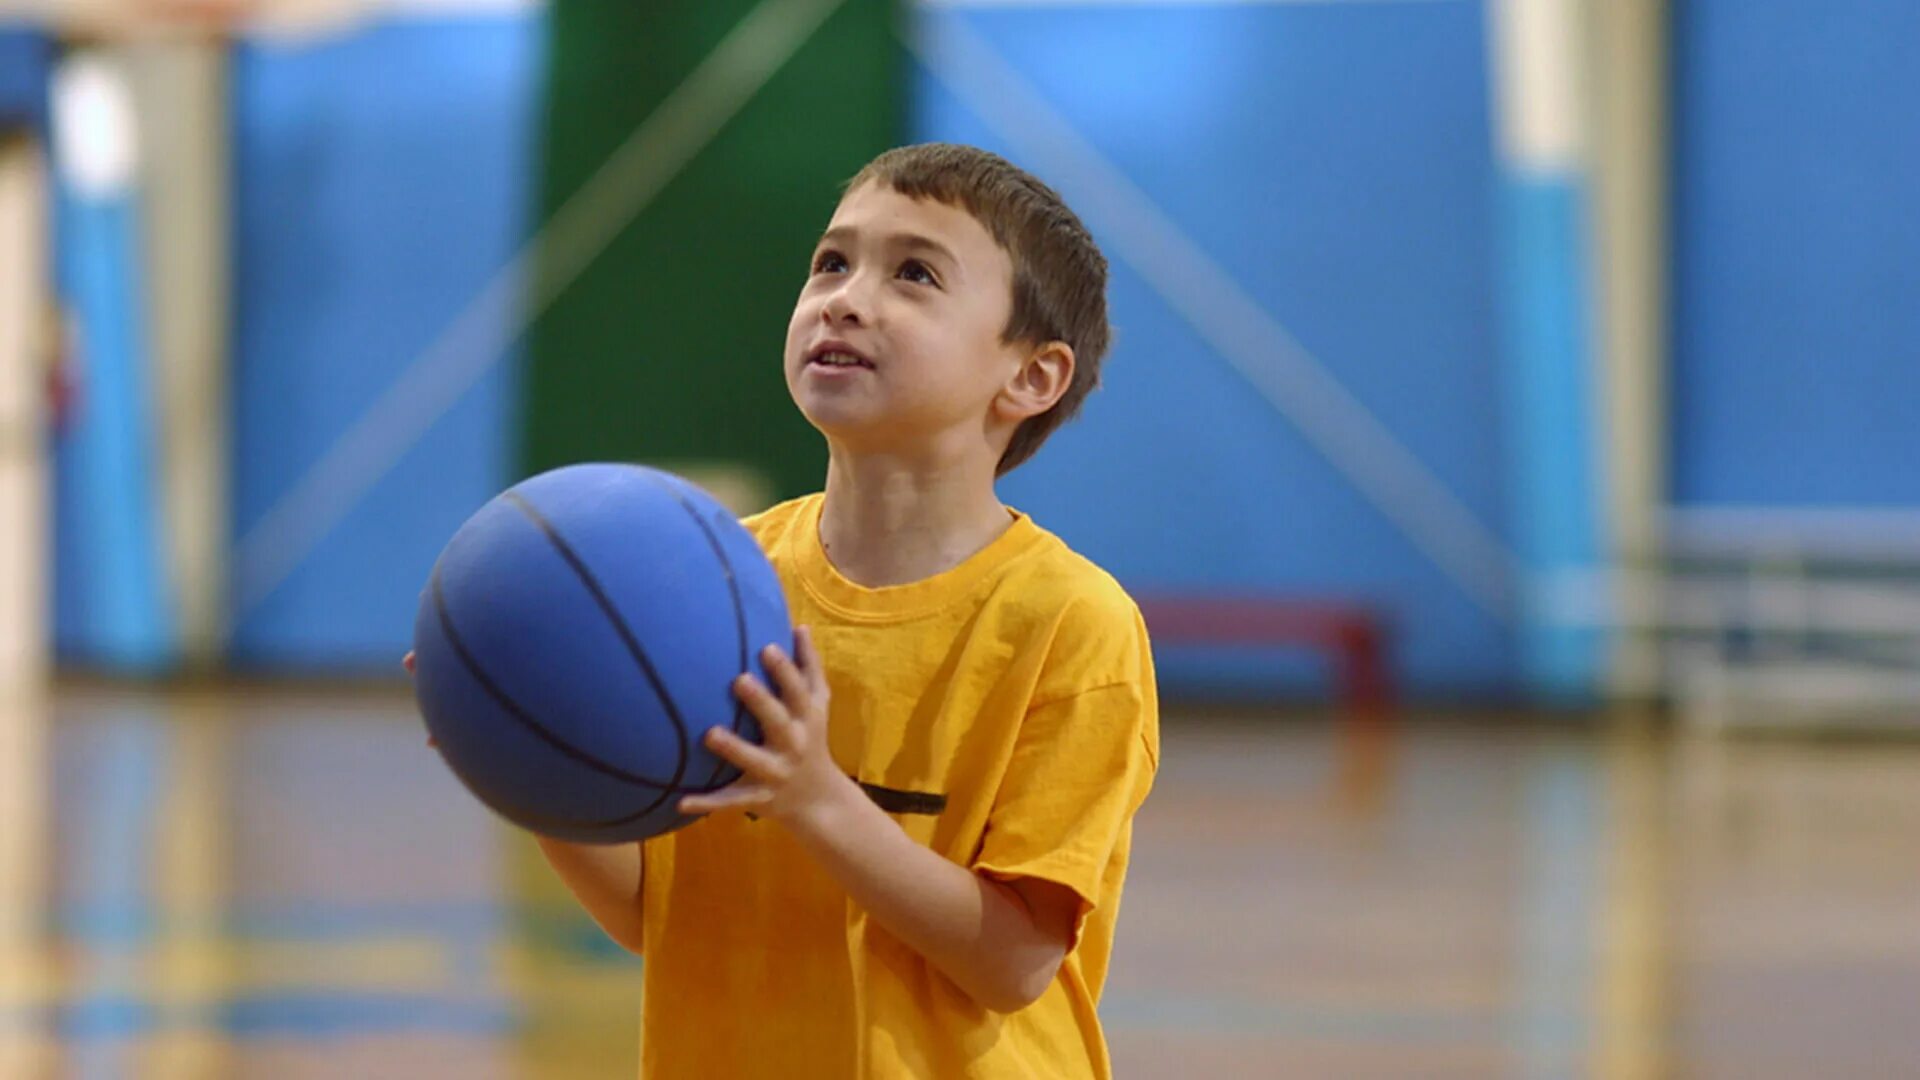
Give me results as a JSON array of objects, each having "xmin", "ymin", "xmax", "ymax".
[{"xmin": 402, "ymin": 651, "xmax": 436, "ymax": 748}]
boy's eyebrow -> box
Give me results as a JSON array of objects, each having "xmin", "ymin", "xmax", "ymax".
[{"xmin": 817, "ymin": 226, "xmax": 960, "ymax": 268}]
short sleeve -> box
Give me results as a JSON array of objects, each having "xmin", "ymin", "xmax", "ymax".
[{"xmin": 972, "ymin": 680, "xmax": 1158, "ymax": 935}]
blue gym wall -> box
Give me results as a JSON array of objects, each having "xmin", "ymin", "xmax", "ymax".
[
  {"xmin": 226, "ymin": 13, "xmax": 543, "ymax": 668},
  {"xmin": 1671, "ymin": 1, "xmax": 1920, "ymax": 508},
  {"xmin": 211, "ymin": 0, "xmax": 1518, "ymax": 695},
  {"xmin": 0, "ymin": 27, "xmax": 50, "ymax": 129},
  {"xmin": 47, "ymin": 0, "xmax": 1920, "ymax": 696},
  {"xmin": 911, "ymin": 1, "xmax": 1513, "ymax": 697}
]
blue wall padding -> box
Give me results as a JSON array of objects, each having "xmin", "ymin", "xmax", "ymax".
[
  {"xmin": 0, "ymin": 27, "xmax": 50, "ymax": 131},
  {"xmin": 1497, "ymin": 175, "xmax": 1602, "ymax": 699},
  {"xmin": 1673, "ymin": 1, "xmax": 1920, "ymax": 506},
  {"xmin": 227, "ymin": 15, "xmax": 543, "ymax": 668},
  {"xmin": 911, "ymin": 3, "xmax": 1512, "ymax": 696},
  {"xmin": 53, "ymin": 186, "xmax": 178, "ymax": 671}
]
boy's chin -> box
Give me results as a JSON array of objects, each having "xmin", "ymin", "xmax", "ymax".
[
  {"xmin": 794, "ymin": 398, "xmax": 885, "ymax": 438},
  {"xmin": 799, "ymin": 412, "xmax": 918, "ymax": 459},
  {"xmin": 805, "ymin": 419, "xmax": 890, "ymax": 451}
]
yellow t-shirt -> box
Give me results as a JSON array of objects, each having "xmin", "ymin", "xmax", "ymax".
[{"xmin": 635, "ymin": 493, "xmax": 1159, "ymax": 1078}]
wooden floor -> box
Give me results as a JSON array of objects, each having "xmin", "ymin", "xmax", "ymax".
[{"xmin": 4, "ymin": 685, "xmax": 1920, "ymax": 1078}]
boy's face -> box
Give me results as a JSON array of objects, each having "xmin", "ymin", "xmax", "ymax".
[{"xmin": 785, "ymin": 182, "xmax": 1029, "ymax": 459}]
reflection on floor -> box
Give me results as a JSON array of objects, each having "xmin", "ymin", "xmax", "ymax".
[{"xmin": 4, "ymin": 685, "xmax": 1919, "ymax": 1077}]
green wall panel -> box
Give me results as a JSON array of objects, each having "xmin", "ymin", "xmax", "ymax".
[{"xmin": 525, "ymin": 1, "xmax": 901, "ymax": 506}]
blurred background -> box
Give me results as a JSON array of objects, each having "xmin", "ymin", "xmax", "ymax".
[{"xmin": 3, "ymin": 0, "xmax": 1919, "ymax": 1075}]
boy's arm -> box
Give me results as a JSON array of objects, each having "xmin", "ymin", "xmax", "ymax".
[
  {"xmin": 534, "ymin": 837, "xmax": 646, "ymax": 955},
  {"xmin": 680, "ymin": 628, "xmax": 1079, "ymax": 1013},
  {"xmin": 790, "ymin": 776, "xmax": 1080, "ymax": 1012}
]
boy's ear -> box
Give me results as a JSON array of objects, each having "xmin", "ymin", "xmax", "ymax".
[{"xmin": 996, "ymin": 342, "xmax": 1075, "ymax": 423}]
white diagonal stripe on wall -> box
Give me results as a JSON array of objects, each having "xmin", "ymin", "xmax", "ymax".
[
  {"xmin": 233, "ymin": 0, "xmax": 851, "ymax": 621},
  {"xmin": 907, "ymin": 11, "xmax": 1518, "ymax": 616}
]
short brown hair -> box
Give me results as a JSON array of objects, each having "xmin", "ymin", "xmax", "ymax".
[{"xmin": 845, "ymin": 143, "xmax": 1110, "ymax": 475}]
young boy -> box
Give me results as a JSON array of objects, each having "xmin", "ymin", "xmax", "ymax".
[{"xmin": 539, "ymin": 143, "xmax": 1158, "ymax": 1077}]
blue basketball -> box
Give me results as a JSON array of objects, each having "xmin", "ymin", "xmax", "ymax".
[{"xmin": 411, "ymin": 463, "xmax": 790, "ymax": 844}]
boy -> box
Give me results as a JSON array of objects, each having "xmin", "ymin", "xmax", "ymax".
[{"xmin": 541, "ymin": 143, "xmax": 1158, "ymax": 1077}]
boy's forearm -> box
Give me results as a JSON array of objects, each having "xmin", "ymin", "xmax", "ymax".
[
  {"xmin": 786, "ymin": 776, "xmax": 1065, "ymax": 1012},
  {"xmin": 535, "ymin": 836, "xmax": 646, "ymax": 953}
]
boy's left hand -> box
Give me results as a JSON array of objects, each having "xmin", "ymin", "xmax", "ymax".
[{"xmin": 679, "ymin": 626, "xmax": 854, "ymax": 825}]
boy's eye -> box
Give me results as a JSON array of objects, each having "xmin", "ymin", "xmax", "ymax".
[
  {"xmin": 897, "ymin": 259, "xmax": 937, "ymax": 286},
  {"xmin": 812, "ymin": 250, "xmax": 847, "ymax": 275}
]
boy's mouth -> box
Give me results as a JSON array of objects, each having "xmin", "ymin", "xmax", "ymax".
[{"xmin": 806, "ymin": 342, "xmax": 875, "ymax": 370}]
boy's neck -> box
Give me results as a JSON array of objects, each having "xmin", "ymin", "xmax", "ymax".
[{"xmin": 817, "ymin": 452, "xmax": 1015, "ymax": 589}]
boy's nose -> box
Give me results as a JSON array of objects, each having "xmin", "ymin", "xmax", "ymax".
[{"xmin": 821, "ymin": 278, "xmax": 868, "ymax": 325}]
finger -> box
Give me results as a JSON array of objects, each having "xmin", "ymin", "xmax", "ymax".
[
  {"xmin": 678, "ymin": 783, "xmax": 773, "ymax": 816},
  {"xmin": 402, "ymin": 651, "xmax": 416, "ymax": 675},
  {"xmin": 704, "ymin": 724, "xmax": 786, "ymax": 779},
  {"xmin": 794, "ymin": 626, "xmax": 828, "ymax": 699},
  {"xmin": 734, "ymin": 674, "xmax": 797, "ymax": 750},
  {"xmin": 761, "ymin": 643, "xmax": 810, "ymax": 716}
]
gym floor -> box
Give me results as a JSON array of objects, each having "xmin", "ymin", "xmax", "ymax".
[{"xmin": 4, "ymin": 684, "xmax": 1919, "ymax": 1078}]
